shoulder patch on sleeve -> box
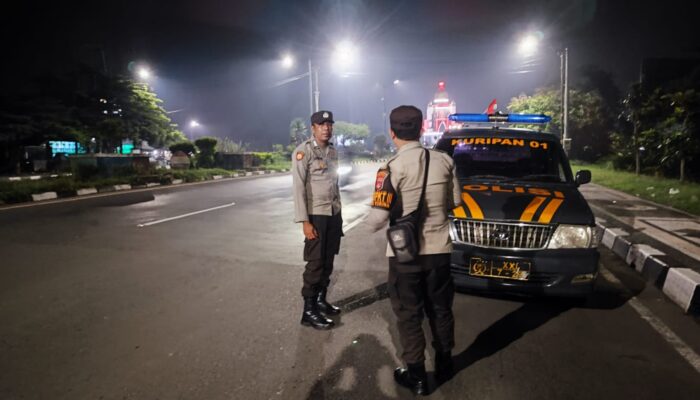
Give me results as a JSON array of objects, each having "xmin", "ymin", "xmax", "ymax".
[
  {"xmin": 375, "ymin": 169, "xmax": 388, "ymax": 191},
  {"xmin": 371, "ymin": 168, "xmax": 396, "ymax": 210},
  {"xmin": 296, "ymin": 151, "xmax": 305, "ymax": 161}
]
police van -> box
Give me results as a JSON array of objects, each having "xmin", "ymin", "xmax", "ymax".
[{"xmin": 434, "ymin": 113, "xmax": 599, "ymax": 297}]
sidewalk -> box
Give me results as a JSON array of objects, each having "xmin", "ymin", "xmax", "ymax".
[{"xmin": 581, "ymin": 183, "xmax": 700, "ymax": 314}]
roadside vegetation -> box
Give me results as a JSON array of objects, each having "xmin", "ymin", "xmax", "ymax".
[
  {"xmin": 572, "ymin": 161, "xmax": 700, "ymax": 216},
  {"xmin": 0, "ymin": 166, "xmax": 288, "ymax": 204}
]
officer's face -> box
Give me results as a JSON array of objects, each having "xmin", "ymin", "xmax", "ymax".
[{"xmin": 312, "ymin": 122, "xmax": 334, "ymax": 144}]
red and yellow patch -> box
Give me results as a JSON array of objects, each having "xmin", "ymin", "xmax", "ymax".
[
  {"xmin": 295, "ymin": 151, "xmax": 305, "ymax": 161},
  {"xmin": 371, "ymin": 168, "xmax": 396, "ymax": 210},
  {"xmin": 375, "ymin": 169, "xmax": 388, "ymax": 191}
]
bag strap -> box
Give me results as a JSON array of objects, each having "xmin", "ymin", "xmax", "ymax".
[{"xmin": 416, "ymin": 149, "xmax": 430, "ymax": 215}]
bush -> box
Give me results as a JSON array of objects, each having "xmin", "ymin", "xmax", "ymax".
[
  {"xmin": 252, "ymin": 152, "xmax": 275, "ymax": 166},
  {"xmin": 195, "ymin": 137, "xmax": 218, "ymax": 168},
  {"xmin": 169, "ymin": 141, "xmax": 196, "ymax": 155}
]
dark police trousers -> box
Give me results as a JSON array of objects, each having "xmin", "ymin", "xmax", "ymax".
[
  {"xmin": 388, "ymin": 254, "xmax": 455, "ymax": 364},
  {"xmin": 302, "ymin": 213, "xmax": 343, "ymax": 297}
]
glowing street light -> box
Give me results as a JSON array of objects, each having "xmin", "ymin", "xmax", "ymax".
[
  {"xmin": 189, "ymin": 120, "xmax": 200, "ymax": 128},
  {"xmin": 517, "ymin": 31, "xmax": 569, "ymax": 153},
  {"xmin": 137, "ymin": 66, "xmax": 152, "ymax": 80},
  {"xmin": 393, "ymin": 79, "xmax": 400, "ymax": 85},
  {"xmin": 281, "ymin": 54, "xmax": 294, "ymax": 69},
  {"xmin": 332, "ymin": 40, "xmax": 359, "ymax": 76},
  {"xmin": 517, "ymin": 34, "xmax": 540, "ymax": 57},
  {"xmin": 276, "ymin": 40, "xmax": 358, "ymax": 114}
]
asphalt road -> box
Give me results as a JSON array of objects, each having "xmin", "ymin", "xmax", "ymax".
[{"xmin": 1, "ymin": 164, "xmax": 699, "ymax": 399}]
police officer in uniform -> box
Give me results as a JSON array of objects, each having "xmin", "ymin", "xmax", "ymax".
[
  {"xmin": 292, "ymin": 110, "xmax": 343, "ymax": 330},
  {"xmin": 367, "ymin": 105, "xmax": 462, "ymax": 395}
]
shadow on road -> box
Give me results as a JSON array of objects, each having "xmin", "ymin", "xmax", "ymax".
[
  {"xmin": 335, "ymin": 283, "xmax": 389, "ymax": 313},
  {"xmin": 306, "ymin": 333, "xmax": 397, "ymax": 400},
  {"xmin": 435, "ymin": 276, "xmax": 642, "ymax": 392}
]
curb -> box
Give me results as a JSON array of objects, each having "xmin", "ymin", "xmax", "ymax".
[
  {"xmin": 597, "ymin": 221, "xmax": 700, "ymax": 314},
  {"xmin": 18, "ymin": 170, "xmax": 291, "ymax": 205},
  {"xmin": 351, "ymin": 159, "xmax": 388, "ymax": 165},
  {"xmin": 1, "ymin": 173, "xmax": 73, "ymax": 182}
]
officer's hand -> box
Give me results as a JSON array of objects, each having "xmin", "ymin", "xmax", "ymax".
[{"xmin": 303, "ymin": 221, "xmax": 318, "ymax": 240}]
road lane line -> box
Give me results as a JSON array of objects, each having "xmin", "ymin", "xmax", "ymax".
[
  {"xmin": 600, "ymin": 268, "xmax": 700, "ymax": 374},
  {"xmin": 343, "ymin": 214, "xmax": 366, "ymax": 232},
  {"xmin": 137, "ymin": 202, "xmax": 236, "ymax": 227}
]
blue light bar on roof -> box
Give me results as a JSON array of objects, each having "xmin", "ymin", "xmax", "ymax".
[{"xmin": 449, "ymin": 113, "xmax": 552, "ymax": 124}]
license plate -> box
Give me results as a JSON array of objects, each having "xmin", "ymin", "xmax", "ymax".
[{"xmin": 469, "ymin": 257, "xmax": 531, "ymax": 281}]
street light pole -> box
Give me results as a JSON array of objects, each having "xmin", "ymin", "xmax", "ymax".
[
  {"xmin": 313, "ymin": 64, "xmax": 320, "ymax": 112},
  {"xmin": 561, "ymin": 47, "xmax": 569, "ymax": 153},
  {"xmin": 308, "ymin": 59, "xmax": 314, "ymax": 115}
]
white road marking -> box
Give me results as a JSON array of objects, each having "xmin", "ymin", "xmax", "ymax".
[
  {"xmin": 343, "ymin": 215, "xmax": 366, "ymax": 232},
  {"xmin": 137, "ymin": 202, "xmax": 236, "ymax": 227},
  {"xmin": 600, "ymin": 268, "xmax": 700, "ymax": 374}
]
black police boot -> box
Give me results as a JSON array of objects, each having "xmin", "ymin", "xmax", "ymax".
[
  {"xmin": 394, "ymin": 362, "xmax": 428, "ymax": 396},
  {"xmin": 301, "ymin": 297, "xmax": 334, "ymax": 330},
  {"xmin": 316, "ymin": 288, "xmax": 341, "ymax": 316},
  {"xmin": 434, "ymin": 351, "xmax": 454, "ymax": 382}
]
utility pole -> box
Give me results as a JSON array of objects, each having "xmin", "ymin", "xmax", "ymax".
[
  {"xmin": 313, "ymin": 65, "xmax": 320, "ymax": 112},
  {"xmin": 308, "ymin": 59, "xmax": 314, "ymax": 116},
  {"xmin": 559, "ymin": 47, "xmax": 569, "ymax": 154}
]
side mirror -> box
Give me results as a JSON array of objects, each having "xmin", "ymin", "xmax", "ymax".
[{"xmin": 575, "ymin": 170, "xmax": 591, "ymax": 185}]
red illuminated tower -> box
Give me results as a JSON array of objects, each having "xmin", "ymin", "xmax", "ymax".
[{"xmin": 424, "ymin": 81, "xmax": 456, "ymax": 133}]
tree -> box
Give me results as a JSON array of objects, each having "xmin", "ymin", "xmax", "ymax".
[
  {"xmin": 373, "ymin": 134, "xmax": 388, "ymax": 157},
  {"xmin": 333, "ymin": 121, "xmax": 370, "ymax": 147},
  {"xmin": 216, "ymin": 137, "xmax": 249, "ymax": 153},
  {"xmin": 658, "ymin": 89, "xmax": 700, "ymax": 181},
  {"xmin": 508, "ymin": 87, "xmax": 609, "ymax": 161},
  {"xmin": 289, "ymin": 118, "xmax": 308, "ymax": 146},
  {"xmin": 0, "ymin": 92, "xmax": 85, "ymax": 173},
  {"xmin": 194, "ymin": 136, "xmax": 218, "ymax": 168}
]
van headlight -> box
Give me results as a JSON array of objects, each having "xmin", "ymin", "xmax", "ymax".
[{"xmin": 547, "ymin": 225, "xmax": 597, "ymax": 249}]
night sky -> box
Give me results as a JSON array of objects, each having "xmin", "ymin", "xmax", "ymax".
[{"xmin": 3, "ymin": 0, "xmax": 699, "ymax": 148}]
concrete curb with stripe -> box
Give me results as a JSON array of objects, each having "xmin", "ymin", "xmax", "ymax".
[
  {"xmin": 351, "ymin": 159, "xmax": 389, "ymax": 165},
  {"xmin": 18, "ymin": 169, "xmax": 290, "ymax": 205},
  {"xmin": 597, "ymin": 221, "xmax": 700, "ymax": 314}
]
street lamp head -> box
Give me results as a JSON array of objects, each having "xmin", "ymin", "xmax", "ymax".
[
  {"xmin": 332, "ymin": 40, "xmax": 359, "ymax": 74},
  {"xmin": 517, "ymin": 33, "xmax": 540, "ymax": 57},
  {"xmin": 281, "ymin": 54, "xmax": 294, "ymax": 69},
  {"xmin": 393, "ymin": 79, "xmax": 400, "ymax": 85},
  {"xmin": 190, "ymin": 120, "xmax": 200, "ymax": 128},
  {"xmin": 137, "ymin": 67, "xmax": 151, "ymax": 80}
]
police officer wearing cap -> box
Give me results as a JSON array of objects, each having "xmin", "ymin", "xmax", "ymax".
[
  {"xmin": 292, "ymin": 110, "xmax": 343, "ymax": 330},
  {"xmin": 367, "ymin": 105, "xmax": 462, "ymax": 395}
]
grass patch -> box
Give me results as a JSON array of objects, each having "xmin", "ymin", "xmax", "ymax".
[{"xmin": 572, "ymin": 161, "xmax": 700, "ymax": 216}]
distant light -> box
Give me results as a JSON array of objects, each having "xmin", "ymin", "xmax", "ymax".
[
  {"xmin": 434, "ymin": 98, "xmax": 450, "ymax": 103},
  {"xmin": 393, "ymin": 79, "xmax": 400, "ymax": 85},
  {"xmin": 137, "ymin": 67, "xmax": 151, "ymax": 80},
  {"xmin": 438, "ymin": 81, "xmax": 445, "ymax": 90},
  {"xmin": 190, "ymin": 120, "xmax": 200, "ymax": 128},
  {"xmin": 281, "ymin": 54, "xmax": 294, "ymax": 69}
]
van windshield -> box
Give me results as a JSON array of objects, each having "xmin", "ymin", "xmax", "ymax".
[{"xmin": 435, "ymin": 137, "xmax": 568, "ymax": 182}]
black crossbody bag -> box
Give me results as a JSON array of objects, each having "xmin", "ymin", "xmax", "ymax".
[{"xmin": 386, "ymin": 149, "xmax": 430, "ymax": 264}]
